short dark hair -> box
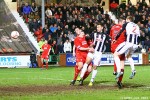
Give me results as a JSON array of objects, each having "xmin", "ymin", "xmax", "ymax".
[{"xmin": 97, "ymin": 22, "xmax": 104, "ymax": 27}]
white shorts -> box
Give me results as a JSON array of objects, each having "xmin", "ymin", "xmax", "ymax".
[
  {"xmin": 87, "ymin": 52, "xmax": 94, "ymax": 59},
  {"xmin": 125, "ymin": 44, "xmax": 138, "ymax": 56},
  {"xmin": 116, "ymin": 42, "xmax": 134, "ymax": 55},
  {"xmin": 93, "ymin": 51, "xmax": 102, "ymax": 66}
]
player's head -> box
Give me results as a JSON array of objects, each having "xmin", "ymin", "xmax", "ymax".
[
  {"xmin": 96, "ymin": 23, "xmax": 104, "ymax": 32},
  {"xmin": 118, "ymin": 18, "xmax": 125, "ymax": 25},
  {"xmin": 126, "ymin": 16, "xmax": 133, "ymax": 22},
  {"xmin": 80, "ymin": 30, "xmax": 85, "ymax": 36},
  {"xmin": 75, "ymin": 27, "xmax": 81, "ymax": 35}
]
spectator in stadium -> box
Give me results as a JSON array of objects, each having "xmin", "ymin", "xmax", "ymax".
[
  {"xmin": 141, "ymin": 15, "xmax": 148, "ymax": 26},
  {"xmin": 147, "ymin": 20, "xmax": 150, "ymax": 33},
  {"xmin": 30, "ymin": 2, "xmax": 38, "ymax": 14},
  {"xmin": 140, "ymin": 30, "xmax": 146, "ymax": 48},
  {"xmin": 56, "ymin": 19, "xmax": 64, "ymax": 28},
  {"xmin": 49, "ymin": 24, "xmax": 58, "ymax": 34},
  {"xmin": 42, "ymin": 24, "xmax": 48, "ymax": 34},
  {"xmin": 19, "ymin": 3, "xmax": 25, "ymax": 16},
  {"xmin": 38, "ymin": 38, "xmax": 45, "ymax": 53},
  {"xmin": 44, "ymin": 29, "xmax": 51, "ymax": 41},
  {"xmin": 56, "ymin": 26, "xmax": 63, "ymax": 37},
  {"xmin": 57, "ymin": 34, "xmax": 63, "ymax": 45},
  {"xmin": 63, "ymin": 39, "xmax": 72, "ymax": 53},
  {"xmin": 51, "ymin": 40, "xmax": 58, "ymax": 55},
  {"xmin": 58, "ymin": 41, "xmax": 64, "ymax": 53},
  {"xmin": 30, "ymin": 19, "xmax": 39, "ymax": 32},
  {"xmin": 47, "ymin": 16, "xmax": 57, "ymax": 26},
  {"xmin": 48, "ymin": 34, "xmax": 53, "ymax": 45},
  {"xmin": 67, "ymin": 30, "xmax": 75, "ymax": 47},
  {"xmin": 30, "ymin": 50, "xmax": 38, "ymax": 68},
  {"xmin": 110, "ymin": 0, "xmax": 118, "ymax": 16},
  {"xmin": 23, "ymin": 3, "xmax": 31, "ymax": 18},
  {"xmin": 45, "ymin": 8, "xmax": 52, "ymax": 18},
  {"xmin": 50, "ymin": 40, "xmax": 58, "ymax": 64},
  {"xmin": 62, "ymin": 33, "xmax": 69, "ymax": 43},
  {"xmin": 63, "ymin": 25, "xmax": 70, "ymax": 35},
  {"xmin": 144, "ymin": 36, "xmax": 150, "ymax": 52}
]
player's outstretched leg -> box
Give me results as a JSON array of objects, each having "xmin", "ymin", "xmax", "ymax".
[
  {"xmin": 116, "ymin": 69, "xmax": 124, "ymax": 89},
  {"xmin": 70, "ymin": 65, "xmax": 80, "ymax": 85},
  {"xmin": 129, "ymin": 70, "xmax": 136, "ymax": 79},
  {"xmin": 88, "ymin": 69, "xmax": 97, "ymax": 86},
  {"xmin": 117, "ymin": 81, "xmax": 122, "ymax": 89},
  {"xmin": 113, "ymin": 62, "xmax": 117, "ymax": 75},
  {"xmin": 115, "ymin": 72, "xmax": 123, "ymax": 80},
  {"xmin": 70, "ymin": 80, "xmax": 76, "ymax": 85}
]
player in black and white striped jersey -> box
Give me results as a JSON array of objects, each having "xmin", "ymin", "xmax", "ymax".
[
  {"xmin": 113, "ymin": 16, "xmax": 140, "ymax": 80},
  {"xmin": 79, "ymin": 23, "xmax": 109, "ymax": 86}
]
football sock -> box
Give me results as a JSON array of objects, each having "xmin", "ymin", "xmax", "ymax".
[
  {"xmin": 80, "ymin": 63, "xmax": 88, "ymax": 78},
  {"xmin": 42, "ymin": 64, "xmax": 44, "ymax": 68},
  {"xmin": 114, "ymin": 56, "xmax": 121, "ymax": 73},
  {"xmin": 46, "ymin": 63, "xmax": 48, "ymax": 69},
  {"xmin": 73, "ymin": 65, "xmax": 80, "ymax": 80},
  {"xmin": 119, "ymin": 69, "xmax": 124, "ymax": 82},
  {"xmin": 90, "ymin": 69, "xmax": 97, "ymax": 82},
  {"xmin": 114, "ymin": 62, "xmax": 117, "ymax": 72},
  {"xmin": 128, "ymin": 57, "xmax": 135, "ymax": 71},
  {"xmin": 83, "ymin": 71, "xmax": 90, "ymax": 80}
]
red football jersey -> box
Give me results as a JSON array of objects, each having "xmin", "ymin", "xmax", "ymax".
[
  {"xmin": 110, "ymin": 24, "xmax": 126, "ymax": 53},
  {"xmin": 41, "ymin": 43, "xmax": 51, "ymax": 56},
  {"xmin": 74, "ymin": 36, "xmax": 89, "ymax": 55}
]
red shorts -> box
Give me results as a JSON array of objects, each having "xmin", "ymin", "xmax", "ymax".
[
  {"xmin": 41, "ymin": 54, "xmax": 49, "ymax": 59},
  {"xmin": 111, "ymin": 43, "xmax": 118, "ymax": 53},
  {"xmin": 119, "ymin": 54, "xmax": 125, "ymax": 61},
  {"xmin": 76, "ymin": 53, "xmax": 87, "ymax": 63}
]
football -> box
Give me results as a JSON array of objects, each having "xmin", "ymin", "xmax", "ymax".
[
  {"xmin": 11, "ymin": 31, "xmax": 19, "ymax": 39},
  {"xmin": 141, "ymin": 48, "xmax": 146, "ymax": 54}
]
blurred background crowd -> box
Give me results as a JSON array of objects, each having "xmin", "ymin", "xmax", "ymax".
[{"xmin": 18, "ymin": 0, "xmax": 150, "ymax": 55}]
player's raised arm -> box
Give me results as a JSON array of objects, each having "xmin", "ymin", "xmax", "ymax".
[{"xmin": 72, "ymin": 45, "xmax": 76, "ymax": 56}]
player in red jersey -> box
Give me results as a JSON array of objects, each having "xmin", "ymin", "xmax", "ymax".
[
  {"xmin": 41, "ymin": 40, "xmax": 51, "ymax": 69},
  {"xmin": 110, "ymin": 18, "xmax": 126, "ymax": 88},
  {"xmin": 70, "ymin": 28, "xmax": 94, "ymax": 85}
]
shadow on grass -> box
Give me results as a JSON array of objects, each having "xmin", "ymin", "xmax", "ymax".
[{"xmin": 123, "ymin": 83, "xmax": 145, "ymax": 88}]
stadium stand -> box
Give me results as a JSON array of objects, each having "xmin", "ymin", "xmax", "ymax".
[{"xmin": 0, "ymin": 0, "xmax": 38, "ymax": 54}]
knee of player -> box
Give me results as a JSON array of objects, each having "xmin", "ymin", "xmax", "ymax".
[
  {"xmin": 85, "ymin": 59, "xmax": 92, "ymax": 64},
  {"xmin": 126, "ymin": 54, "xmax": 131, "ymax": 59},
  {"xmin": 93, "ymin": 65, "xmax": 97, "ymax": 70},
  {"xmin": 77, "ymin": 62, "xmax": 83, "ymax": 70},
  {"xmin": 87, "ymin": 65, "xmax": 93, "ymax": 72},
  {"xmin": 114, "ymin": 52, "xmax": 119, "ymax": 57}
]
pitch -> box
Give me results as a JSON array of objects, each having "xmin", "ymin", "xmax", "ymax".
[{"xmin": 0, "ymin": 66, "xmax": 150, "ymax": 100}]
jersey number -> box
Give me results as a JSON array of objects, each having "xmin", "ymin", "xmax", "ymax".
[{"xmin": 132, "ymin": 26, "xmax": 136, "ymax": 33}]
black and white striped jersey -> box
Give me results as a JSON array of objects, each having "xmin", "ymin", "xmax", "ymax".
[
  {"xmin": 126, "ymin": 22, "xmax": 140, "ymax": 45},
  {"xmin": 92, "ymin": 32, "xmax": 106, "ymax": 52}
]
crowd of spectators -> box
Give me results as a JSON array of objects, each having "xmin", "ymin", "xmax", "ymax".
[{"xmin": 19, "ymin": 0, "xmax": 150, "ymax": 54}]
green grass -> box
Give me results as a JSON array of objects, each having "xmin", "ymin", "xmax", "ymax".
[{"xmin": 0, "ymin": 66, "xmax": 150, "ymax": 100}]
